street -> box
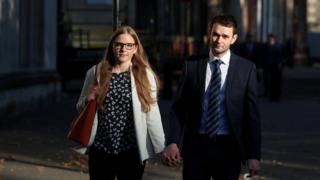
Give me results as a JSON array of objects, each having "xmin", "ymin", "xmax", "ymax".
[{"xmin": 1, "ymin": 67, "xmax": 320, "ymax": 180}]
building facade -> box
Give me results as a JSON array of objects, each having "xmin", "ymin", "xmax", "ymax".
[
  {"xmin": 0, "ymin": 0, "xmax": 59, "ymax": 118},
  {"xmin": 1, "ymin": 0, "xmax": 316, "ymax": 117}
]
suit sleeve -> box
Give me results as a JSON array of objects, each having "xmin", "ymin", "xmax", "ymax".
[
  {"xmin": 245, "ymin": 64, "xmax": 261, "ymax": 160},
  {"xmin": 165, "ymin": 61, "xmax": 188, "ymax": 146}
]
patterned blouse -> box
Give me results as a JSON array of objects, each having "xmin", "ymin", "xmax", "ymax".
[{"xmin": 93, "ymin": 71, "xmax": 137, "ymax": 154}]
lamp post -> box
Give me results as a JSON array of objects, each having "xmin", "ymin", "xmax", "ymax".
[{"xmin": 113, "ymin": 0, "xmax": 120, "ymax": 31}]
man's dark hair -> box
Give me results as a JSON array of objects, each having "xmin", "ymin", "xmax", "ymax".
[{"xmin": 209, "ymin": 14, "xmax": 238, "ymax": 34}]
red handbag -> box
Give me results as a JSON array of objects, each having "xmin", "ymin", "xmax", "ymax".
[
  {"xmin": 67, "ymin": 65, "xmax": 98, "ymax": 146},
  {"xmin": 67, "ymin": 99, "xmax": 97, "ymax": 146}
]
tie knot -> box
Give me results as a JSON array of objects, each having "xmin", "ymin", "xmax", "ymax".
[
  {"xmin": 213, "ymin": 59, "xmax": 222, "ymax": 65},
  {"xmin": 210, "ymin": 59, "xmax": 222, "ymax": 69}
]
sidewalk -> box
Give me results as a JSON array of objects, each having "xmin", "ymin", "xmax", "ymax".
[
  {"xmin": 1, "ymin": 66, "xmax": 320, "ymax": 180},
  {"xmin": 0, "ymin": 94, "xmax": 181, "ymax": 180}
]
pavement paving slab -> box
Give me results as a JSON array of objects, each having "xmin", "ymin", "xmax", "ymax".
[{"xmin": 1, "ymin": 66, "xmax": 320, "ymax": 180}]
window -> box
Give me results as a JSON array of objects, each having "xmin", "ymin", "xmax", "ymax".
[{"xmin": 87, "ymin": 0, "xmax": 112, "ymax": 5}]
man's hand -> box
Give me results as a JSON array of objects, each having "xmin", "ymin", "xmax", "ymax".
[
  {"xmin": 248, "ymin": 159, "xmax": 260, "ymax": 176},
  {"xmin": 162, "ymin": 143, "xmax": 181, "ymax": 167}
]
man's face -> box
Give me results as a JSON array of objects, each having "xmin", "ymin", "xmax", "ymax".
[
  {"xmin": 267, "ymin": 36, "xmax": 276, "ymax": 45},
  {"xmin": 209, "ymin": 23, "xmax": 237, "ymax": 57}
]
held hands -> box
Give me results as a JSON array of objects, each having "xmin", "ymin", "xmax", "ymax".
[
  {"xmin": 248, "ymin": 159, "xmax": 261, "ymax": 177},
  {"xmin": 86, "ymin": 85, "xmax": 99, "ymax": 102},
  {"xmin": 162, "ymin": 143, "xmax": 181, "ymax": 167},
  {"xmin": 243, "ymin": 159, "xmax": 261, "ymax": 180}
]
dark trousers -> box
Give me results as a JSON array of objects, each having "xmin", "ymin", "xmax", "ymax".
[
  {"xmin": 182, "ymin": 135, "xmax": 241, "ymax": 180},
  {"xmin": 88, "ymin": 146, "xmax": 145, "ymax": 180}
]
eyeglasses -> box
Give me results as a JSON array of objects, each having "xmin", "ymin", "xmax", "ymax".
[{"xmin": 113, "ymin": 42, "xmax": 136, "ymax": 50}]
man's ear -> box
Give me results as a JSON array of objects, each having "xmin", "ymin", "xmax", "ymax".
[
  {"xmin": 231, "ymin": 34, "xmax": 238, "ymax": 45},
  {"xmin": 207, "ymin": 31, "xmax": 212, "ymax": 44}
]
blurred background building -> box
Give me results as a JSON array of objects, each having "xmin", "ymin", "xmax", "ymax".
[
  {"xmin": 1, "ymin": 0, "xmax": 319, "ymax": 118},
  {"xmin": 0, "ymin": 0, "xmax": 59, "ymax": 119}
]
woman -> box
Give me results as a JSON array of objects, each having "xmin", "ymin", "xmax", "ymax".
[{"xmin": 76, "ymin": 25, "xmax": 165, "ymax": 180}]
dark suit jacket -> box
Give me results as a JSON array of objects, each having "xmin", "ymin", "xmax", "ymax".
[{"xmin": 166, "ymin": 52, "xmax": 261, "ymax": 161}]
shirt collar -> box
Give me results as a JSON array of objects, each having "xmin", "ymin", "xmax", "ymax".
[{"xmin": 208, "ymin": 50, "xmax": 230, "ymax": 65}]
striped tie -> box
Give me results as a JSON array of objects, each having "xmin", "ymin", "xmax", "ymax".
[{"xmin": 205, "ymin": 60, "xmax": 222, "ymax": 138}]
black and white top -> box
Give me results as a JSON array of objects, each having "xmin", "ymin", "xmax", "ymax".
[{"xmin": 93, "ymin": 71, "xmax": 137, "ymax": 154}]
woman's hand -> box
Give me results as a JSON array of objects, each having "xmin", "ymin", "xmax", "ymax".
[{"xmin": 86, "ymin": 85, "xmax": 99, "ymax": 101}]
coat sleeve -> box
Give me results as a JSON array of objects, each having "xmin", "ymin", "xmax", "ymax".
[
  {"xmin": 145, "ymin": 69, "xmax": 166, "ymax": 153},
  {"xmin": 76, "ymin": 66, "xmax": 96, "ymax": 112}
]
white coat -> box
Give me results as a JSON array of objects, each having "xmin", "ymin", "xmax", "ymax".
[{"xmin": 76, "ymin": 63, "xmax": 165, "ymax": 162}]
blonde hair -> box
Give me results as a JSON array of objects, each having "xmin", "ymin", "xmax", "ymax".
[{"xmin": 97, "ymin": 25, "xmax": 159, "ymax": 112}]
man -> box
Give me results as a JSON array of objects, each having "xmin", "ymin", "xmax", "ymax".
[
  {"xmin": 238, "ymin": 33, "xmax": 261, "ymax": 67},
  {"xmin": 162, "ymin": 14, "xmax": 261, "ymax": 180},
  {"xmin": 262, "ymin": 34, "xmax": 283, "ymax": 101}
]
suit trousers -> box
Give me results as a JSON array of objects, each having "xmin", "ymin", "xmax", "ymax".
[
  {"xmin": 182, "ymin": 135, "xmax": 241, "ymax": 180},
  {"xmin": 88, "ymin": 146, "xmax": 145, "ymax": 180}
]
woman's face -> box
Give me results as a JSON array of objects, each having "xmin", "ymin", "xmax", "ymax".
[{"xmin": 112, "ymin": 33, "xmax": 137, "ymax": 64}]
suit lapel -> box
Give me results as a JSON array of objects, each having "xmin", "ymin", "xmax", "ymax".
[
  {"xmin": 226, "ymin": 53, "xmax": 237, "ymax": 98},
  {"xmin": 198, "ymin": 58, "xmax": 208, "ymax": 96}
]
